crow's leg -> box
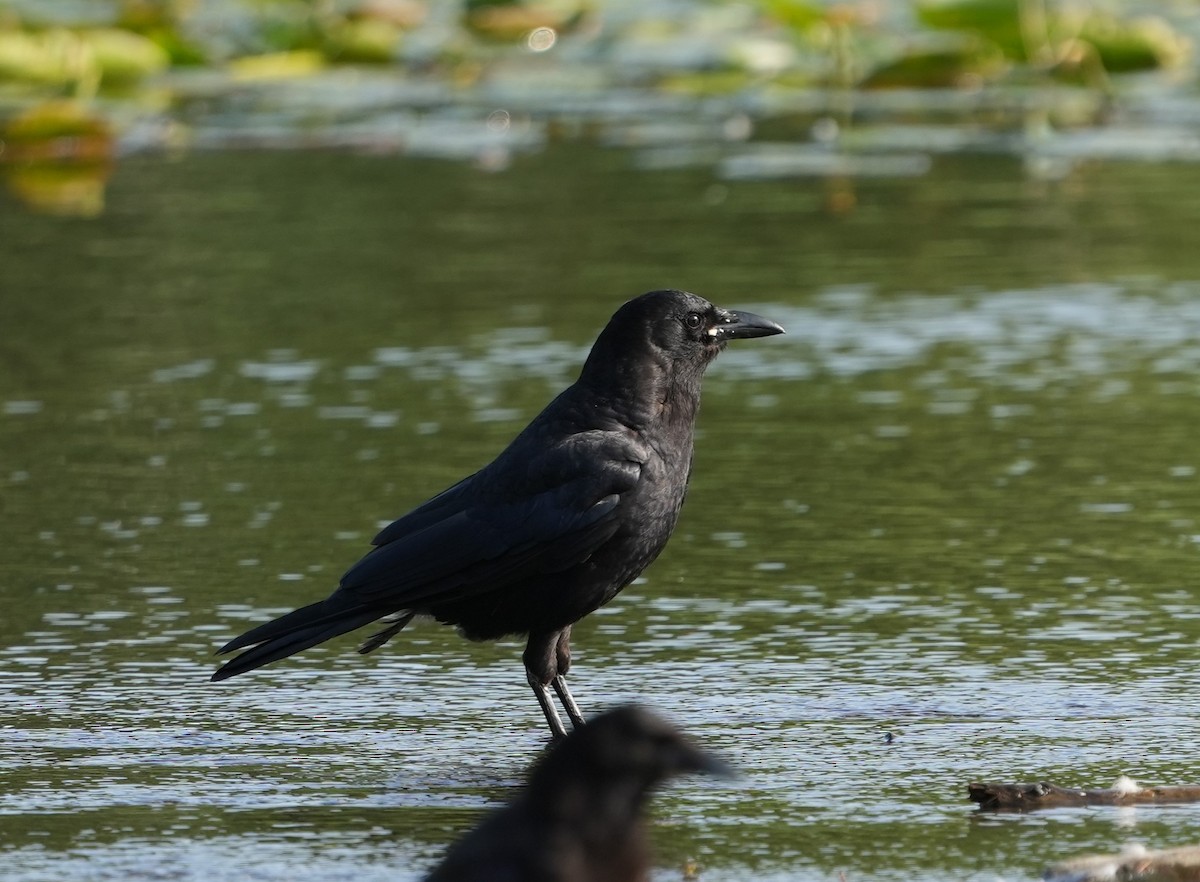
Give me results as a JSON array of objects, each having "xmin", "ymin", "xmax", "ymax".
[
  {"xmin": 551, "ymin": 677, "xmax": 585, "ymax": 729},
  {"xmin": 527, "ymin": 670, "xmax": 569, "ymax": 740},
  {"xmin": 550, "ymin": 627, "xmax": 586, "ymax": 729},
  {"xmin": 524, "ymin": 631, "xmax": 569, "ymax": 740}
]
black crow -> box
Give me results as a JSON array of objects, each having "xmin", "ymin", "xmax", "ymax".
[
  {"xmin": 212, "ymin": 290, "xmax": 784, "ymax": 737},
  {"xmin": 424, "ymin": 704, "xmax": 730, "ymax": 882}
]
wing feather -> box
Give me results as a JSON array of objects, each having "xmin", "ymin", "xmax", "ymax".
[
  {"xmin": 339, "ymin": 484, "xmax": 626, "ymax": 607},
  {"xmin": 211, "ymin": 431, "xmax": 644, "ymax": 680}
]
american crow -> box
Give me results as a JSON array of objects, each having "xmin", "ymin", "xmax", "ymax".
[
  {"xmin": 211, "ymin": 290, "xmax": 784, "ymax": 737},
  {"xmin": 424, "ymin": 704, "xmax": 730, "ymax": 882}
]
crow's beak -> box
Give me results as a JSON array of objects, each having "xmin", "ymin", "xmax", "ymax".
[
  {"xmin": 713, "ymin": 309, "xmax": 786, "ymax": 341},
  {"xmin": 675, "ymin": 742, "xmax": 737, "ymax": 778}
]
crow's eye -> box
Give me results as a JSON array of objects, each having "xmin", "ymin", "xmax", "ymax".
[{"xmin": 684, "ymin": 312, "xmax": 703, "ymax": 330}]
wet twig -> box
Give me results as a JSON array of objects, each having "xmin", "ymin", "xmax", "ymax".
[{"xmin": 969, "ymin": 777, "xmax": 1200, "ymax": 811}]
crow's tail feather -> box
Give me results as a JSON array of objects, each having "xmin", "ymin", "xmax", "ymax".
[
  {"xmin": 216, "ymin": 598, "xmax": 343, "ymax": 655},
  {"xmin": 211, "ymin": 599, "xmax": 385, "ymax": 681}
]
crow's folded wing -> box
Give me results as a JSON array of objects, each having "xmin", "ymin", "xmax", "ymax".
[
  {"xmin": 212, "ymin": 433, "xmax": 644, "ymax": 675},
  {"xmin": 340, "ymin": 430, "xmax": 647, "ymax": 608}
]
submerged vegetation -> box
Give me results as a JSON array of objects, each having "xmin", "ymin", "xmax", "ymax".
[{"xmin": 0, "ymin": 0, "xmax": 1196, "ymax": 215}]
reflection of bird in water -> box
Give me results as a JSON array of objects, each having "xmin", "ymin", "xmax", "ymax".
[
  {"xmin": 211, "ymin": 290, "xmax": 783, "ymax": 738},
  {"xmin": 424, "ymin": 705, "xmax": 731, "ymax": 882}
]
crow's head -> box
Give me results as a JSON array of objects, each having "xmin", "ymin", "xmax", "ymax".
[
  {"xmin": 528, "ymin": 704, "xmax": 731, "ymax": 814},
  {"xmin": 578, "ymin": 703, "xmax": 731, "ymax": 782},
  {"xmin": 582, "ymin": 289, "xmax": 784, "ymax": 391},
  {"xmin": 628, "ymin": 289, "xmax": 784, "ymax": 363}
]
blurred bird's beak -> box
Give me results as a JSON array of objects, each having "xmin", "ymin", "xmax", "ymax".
[
  {"xmin": 677, "ymin": 742, "xmax": 736, "ymax": 778},
  {"xmin": 713, "ymin": 309, "xmax": 786, "ymax": 341}
]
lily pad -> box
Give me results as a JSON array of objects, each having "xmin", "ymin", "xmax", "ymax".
[
  {"xmin": 3, "ymin": 99, "xmax": 113, "ymax": 150},
  {"xmin": 323, "ymin": 18, "xmax": 402, "ymax": 64},
  {"xmin": 117, "ymin": 0, "xmax": 208, "ymax": 65},
  {"xmin": 464, "ymin": 0, "xmax": 584, "ymax": 43},
  {"xmin": 861, "ymin": 43, "xmax": 1007, "ymax": 89},
  {"xmin": 5, "ymin": 159, "xmax": 111, "ymax": 217},
  {"xmin": 1079, "ymin": 15, "xmax": 1190, "ymax": 73},
  {"xmin": 1, "ymin": 99, "xmax": 114, "ymax": 217},
  {"xmin": 229, "ymin": 50, "xmax": 326, "ymax": 80},
  {"xmin": 0, "ymin": 30, "xmax": 81, "ymax": 85},
  {"xmin": 0, "ymin": 28, "xmax": 167, "ymax": 88},
  {"xmin": 761, "ymin": 0, "xmax": 825, "ymax": 33},
  {"xmin": 916, "ymin": 0, "xmax": 1025, "ymax": 59},
  {"xmin": 918, "ymin": 0, "xmax": 1191, "ymax": 73},
  {"xmin": 79, "ymin": 29, "xmax": 170, "ymax": 84}
]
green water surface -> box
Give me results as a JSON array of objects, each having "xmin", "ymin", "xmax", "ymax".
[{"xmin": 3, "ymin": 147, "xmax": 1200, "ymax": 880}]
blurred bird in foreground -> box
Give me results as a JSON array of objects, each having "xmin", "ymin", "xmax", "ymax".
[
  {"xmin": 211, "ymin": 290, "xmax": 784, "ymax": 737},
  {"xmin": 424, "ymin": 705, "xmax": 730, "ymax": 882}
]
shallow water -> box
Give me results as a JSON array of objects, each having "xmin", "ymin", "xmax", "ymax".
[{"xmin": 5, "ymin": 147, "xmax": 1200, "ymax": 880}]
